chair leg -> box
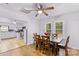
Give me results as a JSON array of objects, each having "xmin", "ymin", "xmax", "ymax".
[
  {"xmin": 44, "ymin": 48, "xmax": 48, "ymax": 55},
  {"xmin": 56, "ymin": 47, "xmax": 60, "ymax": 55},
  {"xmin": 43, "ymin": 48, "xmax": 45, "ymax": 54},
  {"xmin": 65, "ymin": 49, "xmax": 68, "ymax": 56},
  {"xmin": 51, "ymin": 48, "xmax": 54, "ymax": 55},
  {"xmin": 39, "ymin": 44, "xmax": 42, "ymax": 52},
  {"xmin": 42, "ymin": 45, "xmax": 45, "ymax": 54},
  {"xmin": 35, "ymin": 44, "xmax": 38, "ymax": 50}
]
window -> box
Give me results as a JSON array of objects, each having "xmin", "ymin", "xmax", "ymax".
[
  {"xmin": 46, "ymin": 23, "xmax": 51, "ymax": 33},
  {"xmin": 55, "ymin": 22, "xmax": 63, "ymax": 35}
]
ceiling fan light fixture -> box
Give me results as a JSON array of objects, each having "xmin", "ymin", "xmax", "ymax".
[{"xmin": 38, "ymin": 10, "xmax": 42, "ymax": 14}]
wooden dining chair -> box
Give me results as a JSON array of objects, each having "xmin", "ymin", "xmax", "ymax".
[
  {"xmin": 41, "ymin": 35, "xmax": 53, "ymax": 55},
  {"xmin": 38, "ymin": 35, "xmax": 46, "ymax": 52},
  {"xmin": 33, "ymin": 33, "xmax": 37, "ymax": 45},
  {"xmin": 58, "ymin": 36, "xmax": 70, "ymax": 56},
  {"xmin": 33, "ymin": 35, "xmax": 41, "ymax": 49}
]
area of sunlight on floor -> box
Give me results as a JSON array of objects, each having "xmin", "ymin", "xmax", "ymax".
[{"xmin": 0, "ymin": 38, "xmax": 26, "ymax": 53}]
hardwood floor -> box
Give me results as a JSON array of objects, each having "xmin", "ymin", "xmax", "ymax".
[
  {"xmin": 0, "ymin": 44, "xmax": 79, "ymax": 56},
  {"xmin": 0, "ymin": 45, "xmax": 45, "ymax": 56},
  {"xmin": 0, "ymin": 38, "xmax": 45, "ymax": 56},
  {"xmin": 0, "ymin": 38, "xmax": 79, "ymax": 56},
  {"xmin": 0, "ymin": 38, "xmax": 26, "ymax": 53},
  {"xmin": 68, "ymin": 48, "xmax": 79, "ymax": 56}
]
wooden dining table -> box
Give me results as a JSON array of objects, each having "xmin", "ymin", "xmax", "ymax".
[{"xmin": 50, "ymin": 37, "xmax": 63, "ymax": 56}]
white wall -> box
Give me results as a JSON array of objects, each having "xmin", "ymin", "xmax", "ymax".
[
  {"xmin": 26, "ymin": 20, "xmax": 40, "ymax": 45},
  {"xmin": 61, "ymin": 12, "xmax": 79, "ymax": 49}
]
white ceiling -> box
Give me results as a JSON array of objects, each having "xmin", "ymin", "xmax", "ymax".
[{"xmin": 0, "ymin": 3, "xmax": 79, "ymax": 22}]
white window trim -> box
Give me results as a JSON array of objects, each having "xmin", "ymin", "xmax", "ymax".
[{"xmin": 54, "ymin": 20, "xmax": 64, "ymax": 36}]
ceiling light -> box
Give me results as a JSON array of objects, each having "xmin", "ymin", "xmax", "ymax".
[{"xmin": 38, "ymin": 10, "xmax": 42, "ymax": 14}]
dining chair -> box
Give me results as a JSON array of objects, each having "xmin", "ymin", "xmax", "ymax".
[
  {"xmin": 33, "ymin": 33, "xmax": 37, "ymax": 44},
  {"xmin": 52, "ymin": 33, "xmax": 58, "ymax": 39},
  {"xmin": 41, "ymin": 35, "xmax": 53, "ymax": 55},
  {"xmin": 39, "ymin": 35, "xmax": 46, "ymax": 52},
  {"xmin": 33, "ymin": 35, "xmax": 41, "ymax": 49},
  {"xmin": 58, "ymin": 36, "xmax": 70, "ymax": 56}
]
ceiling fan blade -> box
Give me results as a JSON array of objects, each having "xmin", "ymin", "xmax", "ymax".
[
  {"xmin": 39, "ymin": 4, "xmax": 43, "ymax": 9},
  {"xmin": 43, "ymin": 6, "xmax": 54, "ymax": 10},
  {"xmin": 21, "ymin": 8, "xmax": 38, "ymax": 14},
  {"xmin": 43, "ymin": 11, "xmax": 48, "ymax": 16},
  {"xmin": 35, "ymin": 13, "xmax": 39, "ymax": 17},
  {"xmin": 21, "ymin": 8, "xmax": 31, "ymax": 14},
  {"xmin": 36, "ymin": 3, "xmax": 43, "ymax": 9}
]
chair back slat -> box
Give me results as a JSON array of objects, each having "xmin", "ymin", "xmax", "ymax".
[{"xmin": 41, "ymin": 35, "xmax": 50, "ymax": 45}]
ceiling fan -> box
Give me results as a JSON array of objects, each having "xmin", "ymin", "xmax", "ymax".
[{"xmin": 21, "ymin": 4, "xmax": 54, "ymax": 17}]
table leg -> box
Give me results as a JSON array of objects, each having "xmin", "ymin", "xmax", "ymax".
[{"xmin": 54, "ymin": 43, "xmax": 59, "ymax": 56}]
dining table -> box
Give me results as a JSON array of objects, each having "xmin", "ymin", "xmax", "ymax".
[{"xmin": 50, "ymin": 37, "xmax": 63, "ymax": 56}]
